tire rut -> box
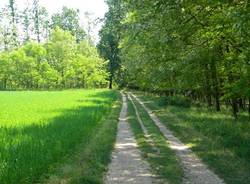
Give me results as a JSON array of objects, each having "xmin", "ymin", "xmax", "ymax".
[
  {"xmin": 131, "ymin": 93, "xmax": 225, "ymax": 184},
  {"xmin": 105, "ymin": 93, "xmax": 154, "ymax": 184}
]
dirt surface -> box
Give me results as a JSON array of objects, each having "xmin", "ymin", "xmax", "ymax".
[
  {"xmin": 127, "ymin": 94, "xmax": 153, "ymax": 143},
  {"xmin": 132, "ymin": 93, "xmax": 225, "ymax": 184},
  {"xmin": 105, "ymin": 93, "xmax": 154, "ymax": 184}
]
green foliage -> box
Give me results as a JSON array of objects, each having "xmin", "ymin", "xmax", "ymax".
[
  {"xmin": 102, "ymin": 0, "xmax": 250, "ymax": 116},
  {"xmin": 0, "ymin": 89, "xmax": 117, "ymax": 184},
  {"xmin": 0, "ymin": 28, "xmax": 108, "ymax": 90},
  {"xmin": 32, "ymin": 0, "xmax": 50, "ymax": 42},
  {"xmin": 97, "ymin": 0, "xmax": 126, "ymax": 89},
  {"xmin": 0, "ymin": 3, "xmax": 104, "ymax": 90},
  {"xmin": 51, "ymin": 6, "xmax": 86, "ymax": 42}
]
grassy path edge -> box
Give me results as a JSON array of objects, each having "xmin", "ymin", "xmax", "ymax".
[
  {"xmin": 131, "ymin": 92, "xmax": 225, "ymax": 184},
  {"xmin": 42, "ymin": 91, "xmax": 122, "ymax": 184},
  {"xmin": 134, "ymin": 91, "xmax": 250, "ymax": 184}
]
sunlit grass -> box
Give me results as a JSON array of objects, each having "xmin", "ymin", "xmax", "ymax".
[
  {"xmin": 0, "ymin": 89, "xmax": 118, "ymax": 184},
  {"xmin": 135, "ymin": 91, "xmax": 250, "ymax": 184}
]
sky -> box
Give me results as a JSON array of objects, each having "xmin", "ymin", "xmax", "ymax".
[{"xmin": 0, "ymin": 0, "xmax": 108, "ymax": 42}]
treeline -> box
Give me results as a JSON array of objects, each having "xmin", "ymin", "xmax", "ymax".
[
  {"xmin": 0, "ymin": 0, "xmax": 87, "ymax": 48},
  {"xmin": 0, "ymin": 0, "xmax": 108, "ymax": 89},
  {"xmin": 99, "ymin": 0, "xmax": 250, "ymax": 118}
]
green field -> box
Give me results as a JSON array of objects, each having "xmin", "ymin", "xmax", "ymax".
[{"xmin": 0, "ymin": 89, "xmax": 118, "ymax": 184}]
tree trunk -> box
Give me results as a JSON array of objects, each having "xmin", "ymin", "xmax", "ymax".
[
  {"xmin": 3, "ymin": 77, "xmax": 7, "ymax": 90},
  {"xmin": 204, "ymin": 64, "xmax": 212, "ymax": 106},
  {"xmin": 248, "ymin": 97, "xmax": 250, "ymax": 115},
  {"xmin": 33, "ymin": 0, "xmax": 41, "ymax": 43},
  {"xmin": 239, "ymin": 98, "xmax": 245, "ymax": 110},
  {"xmin": 210, "ymin": 59, "xmax": 220, "ymax": 111},
  {"xmin": 109, "ymin": 75, "xmax": 113, "ymax": 89},
  {"xmin": 227, "ymin": 68, "xmax": 239, "ymax": 118},
  {"xmin": 232, "ymin": 98, "xmax": 238, "ymax": 119}
]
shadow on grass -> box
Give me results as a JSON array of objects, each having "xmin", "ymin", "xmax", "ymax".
[
  {"xmin": 0, "ymin": 91, "xmax": 116, "ymax": 184},
  {"xmin": 167, "ymin": 107, "xmax": 250, "ymax": 155},
  {"xmin": 134, "ymin": 92, "xmax": 250, "ymax": 184},
  {"xmin": 156, "ymin": 106, "xmax": 250, "ymax": 184}
]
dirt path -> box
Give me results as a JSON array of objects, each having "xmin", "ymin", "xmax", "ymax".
[
  {"xmin": 127, "ymin": 94, "xmax": 152, "ymax": 141},
  {"xmin": 131, "ymin": 93, "xmax": 225, "ymax": 184},
  {"xmin": 105, "ymin": 93, "xmax": 154, "ymax": 184}
]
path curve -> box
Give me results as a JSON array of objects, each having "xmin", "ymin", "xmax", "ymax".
[
  {"xmin": 131, "ymin": 93, "xmax": 225, "ymax": 184},
  {"xmin": 105, "ymin": 93, "xmax": 154, "ymax": 184}
]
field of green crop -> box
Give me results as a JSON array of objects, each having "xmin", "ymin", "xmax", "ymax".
[{"xmin": 0, "ymin": 89, "xmax": 118, "ymax": 184}]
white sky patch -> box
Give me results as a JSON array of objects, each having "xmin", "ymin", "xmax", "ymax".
[{"xmin": 0, "ymin": 0, "xmax": 108, "ymax": 43}]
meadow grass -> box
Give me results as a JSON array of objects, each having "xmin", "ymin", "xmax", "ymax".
[
  {"xmin": 127, "ymin": 94, "xmax": 183, "ymax": 184},
  {"xmin": 135, "ymin": 91, "xmax": 250, "ymax": 184},
  {"xmin": 44, "ymin": 93, "xmax": 122, "ymax": 184},
  {"xmin": 0, "ymin": 89, "xmax": 118, "ymax": 184}
]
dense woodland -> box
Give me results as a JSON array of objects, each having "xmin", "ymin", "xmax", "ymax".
[
  {"xmin": 0, "ymin": 0, "xmax": 108, "ymax": 89},
  {"xmin": 98, "ymin": 0, "xmax": 250, "ymax": 118}
]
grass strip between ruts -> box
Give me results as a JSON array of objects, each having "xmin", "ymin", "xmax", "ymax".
[{"xmin": 127, "ymin": 93, "xmax": 183, "ymax": 184}]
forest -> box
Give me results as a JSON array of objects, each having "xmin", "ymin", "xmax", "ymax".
[
  {"xmin": 98, "ymin": 0, "xmax": 250, "ymax": 118},
  {"xmin": 0, "ymin": 1, "xmax": 107, "ymax": 90}
]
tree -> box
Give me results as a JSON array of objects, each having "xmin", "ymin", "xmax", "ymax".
[
  {"xmin": 21, "ymin": 2, "xmax": 32, "ymax": 42},
  {"xmin": 102, "ymin": 0, "xmax": 250, "ymax": 117},
  {"xmin": 45, "ymin": 27, "xmax": 77, "ymax": 87},
  {"xmin": 51, "ymin": 7, "xmax": 86, "ymax": 43},
  {"xmin": 32, "ymin": 0, "xmax": 49, "ymax": 42},
  {"xmin": 32, "ymin": 0, "xmax": 40, "ymax": 42},
  {"xmin": 8, "ymin": 0, "xmax": 19, "ymax": 47},
  {"xmin": 97, "ymin": 0, "xmax": 125, "ymax": 89},
  {"xmin": 0, "ymin": 2, "xmax": 108, "ymax": 90}
]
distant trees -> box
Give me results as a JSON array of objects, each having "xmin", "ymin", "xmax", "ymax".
[
  {"xmin": 0, "ymin": 0, "xmax": 19, "ymax": 50},
  {"xmin": 99, "ymin": 0, "xmax": 250, "ymax": 117},
  {"xmin": 0, "ymin": 0, "xmax": 51, "ymax": 48},
  {"xmin": 0, "ymin": 0, "xmax": 87, "ymax": 47},
  {"xmin": 0, "ymin": 28, "xmax": 107, "ymax": 89},
  {"xmin": 0, "ymin": 1, "xmax": 108, "ymax": 90},
  {"xmin": 32, "ymin": 0, "xmax": 50, "ymax": 42},
  {"xmin": 51, "ymin": 7, "xmax": 86, "ymax": 43},
  {"xmin": 21, "ymin": 2, "xmax": 32, "ymax": 43}
]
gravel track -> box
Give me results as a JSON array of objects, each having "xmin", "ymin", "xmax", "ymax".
[
  {"xmin": 105, "ymin": 93, "xmax": 154, "ymax": 184},
  {"xmin": 131, "ymin": 93, "xmax": 225, "ymax": 184}
]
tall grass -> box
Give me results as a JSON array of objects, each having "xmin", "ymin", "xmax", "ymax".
[{"xmin": 0, "ymin": 89, "xmax": 117, "ymax": 184}]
